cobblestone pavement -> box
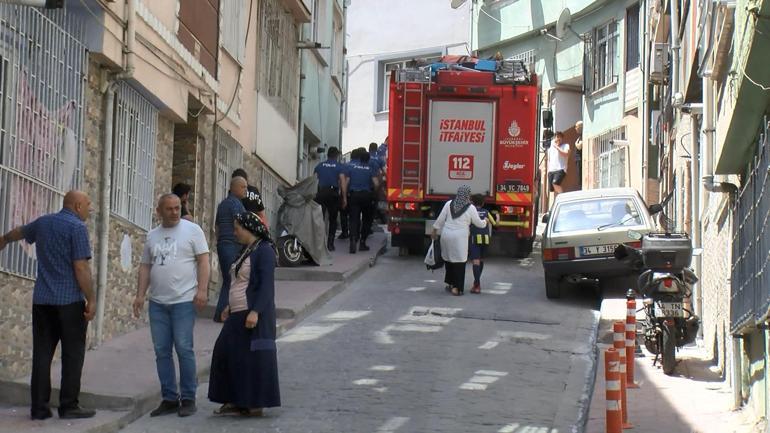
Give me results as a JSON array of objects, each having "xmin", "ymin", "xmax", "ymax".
[{"xmin": 120, "ymin": 250, "xmax": 599, "ymax": 433}]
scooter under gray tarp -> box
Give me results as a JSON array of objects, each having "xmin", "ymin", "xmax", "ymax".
[{"xmin": 275, "ymin": 175, "xmax": 332, "ymax": 267}]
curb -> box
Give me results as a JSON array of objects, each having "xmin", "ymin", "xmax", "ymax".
[{"xmin": 553, "ymin": 310, "xmax": 601, "ymax": 433}]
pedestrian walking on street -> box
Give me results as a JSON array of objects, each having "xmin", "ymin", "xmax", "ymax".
[
  {"xmin": 313, "ymin": 146, "xmax": 348, "ymax": 251},
  {"xmin": 232, "ymin": 168, "xmax": 269, "ymax": 228},
  {"xmin": 0, "ymin": 191, "xmax": 97, "ymax": 420},
  {"xmin": 431, "ymin": 185, "xmax": 487, "ymax": 296},
  {"xmin": 213, "ymin": 176, "xmax": 248, "ymax": 322},
  {"xmin": 547, "ymin": 131, "xmax": 570, "ymax": 198},
  {"xmin": 209, "ymin": 212, "xmax": 281, "ymax": 417},
  {"xmin": 133, "ymin": 194, "xmax": 210, "ymax": 418},
  {"xmin": 469, "ymin": 194, "xmax": 494, "ymax": 294},
  {"xmin": 347, "ymin": 148, "xmax": 380, "ymax": 254},
  {"xmin": 172, "ymin": 183, "xmax": 194, "ymax": 222}
]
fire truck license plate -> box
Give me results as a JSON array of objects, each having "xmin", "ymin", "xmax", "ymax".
[
  {"xmin": 448, "ymin": 154, "xmax": 474, "ymax": 180},
  {"xmin": 655, "ymin": 302, "xmax": 683, "ymax": 318}
]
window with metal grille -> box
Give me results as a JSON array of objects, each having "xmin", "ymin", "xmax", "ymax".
[
  {"xmin": 221, "ymin": 0, "xmax": 246, "ymax": 63},
  {"xmin": 584, "ymin": 20, "xmax": 618, "ymax": 93},
  {"xmin": 591, "ymin": 127, "xmax": 626, "ymax": 188},
  {"xmin": 260, "ymin": 0, "xmax": 299, "ymax": 125},
  {"xmin": 0, "ymin": 5, "xmax": 87, "ymax": 279},
  {"xmin": 110, "ymin": 83, "xmax": 158, "ymax": 230},
  {"xmin": 377, "ymin": 53, "xmax": 441, "ymax": 113},
  {"xmin": 214, "ymin": 127, "xmax": 244, "ymax": 206}
]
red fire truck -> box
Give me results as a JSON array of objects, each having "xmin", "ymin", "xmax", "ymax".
[{"xmin": 386, "ymin": 57, "xmax": 541, "ymax": 258}]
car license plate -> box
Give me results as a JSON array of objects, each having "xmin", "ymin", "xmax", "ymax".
[
  {"xmin": 655, "ymin": 302, "xmax": 683, "ymax": 318},
  {"xmin": 579, "ymin": 244, "xmax": 617, "ymax": 256}
]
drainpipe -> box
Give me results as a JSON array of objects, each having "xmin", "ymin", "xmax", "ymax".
[
  {"xmin": 690, "ymin": 114, "xmax": 703, "ymax": 337},
  {"xmin": 95, "ymin": 0, "xmax": 136, "ymax": 345},
  {"xmin": 670, "ymin": 0, "xmax": 680, "ymax": 99},
  {"xmin": 641, "ymin": 0, "xmax": 649, "ymax": 200}
]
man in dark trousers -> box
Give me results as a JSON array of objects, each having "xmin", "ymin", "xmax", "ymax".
[
  {"xmin": 347, "ymin": 147, "xmax": 379, "ymax": 254},
  {"xmin": 0, "ymin": 190, "xmax": 97, "ymax": 420},
  {"xmin": 313, "ymin": 146, "xmax": 348, "ymax": 251},
  {"xmin": 213, "ymin": 176, "xmax": 247, "ymax": 322},
  {"xmin": 232, "ymin": 168, "xmax": 268, "ymax": 228}
]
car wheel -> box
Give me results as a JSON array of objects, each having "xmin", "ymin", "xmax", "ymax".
[{"xmin": 545, "ymin": 272, "xmax": 561, "ymax": 299}]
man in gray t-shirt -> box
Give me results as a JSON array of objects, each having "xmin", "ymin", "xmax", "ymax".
[{"xmin": 133, "ymin": 194, "xmax": 210, "ymax": 418}]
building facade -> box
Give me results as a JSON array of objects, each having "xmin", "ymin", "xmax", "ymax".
[
  {"xmin": 473, "ymin": 0, "xmax": 646, "ymax": 208},
  {"xmin": 0, "ymin": 0, "xmax": 345, "ymax": 380},
  {"xmin": 341, "ymin": 0, "xmax": 470, "ymax": 153}
]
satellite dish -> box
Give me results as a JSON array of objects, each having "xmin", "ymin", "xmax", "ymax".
[
  {"xmin": 451, "ymin": 0, "xmax": 468, "ymax": 9},
  {"xmin": 556, "ymin": 8, "xmax": 572, "ymax": 39}
]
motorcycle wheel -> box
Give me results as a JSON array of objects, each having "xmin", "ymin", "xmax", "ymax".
[
  {"xmin": 277, "ymin": 236, "xmax": 304, "ymax": 267},
  {"xmin": 661, "ymin": 321, "xmax": 677, "ymax": 375}
]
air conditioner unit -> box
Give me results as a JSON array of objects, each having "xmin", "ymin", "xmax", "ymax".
[{"xmin": 650, "ymin": 43, "xmax": 668, "ymax": 83}]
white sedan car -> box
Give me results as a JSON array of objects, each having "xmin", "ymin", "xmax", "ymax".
[{"xmin": 541, "ymin": 188, "xmax": 658, "ymax": 299}]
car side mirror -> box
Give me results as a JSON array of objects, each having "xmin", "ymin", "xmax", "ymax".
[
  {"xmin": 648, "ymin": 204, "xmax": 663, "ymax": 215},
  {"xmin": 541, "ymin": 213, "xmax": 550, "ymax": 224}
]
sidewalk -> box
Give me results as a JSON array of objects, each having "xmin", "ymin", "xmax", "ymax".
[
  {"xmin": 0, "ymin": 232, "xmax": 387, "ymax": 433},
  {"xmin": 585, "ymin": 298, "xmax": 762, "ymax": 433}
]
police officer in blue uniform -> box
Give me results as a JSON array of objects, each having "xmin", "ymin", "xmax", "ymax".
[
  {"xmin": 347, "ymin": 147, "xmax": 380, "ymax": 254},
  {"xmin": 313, "ymin": 146, "xmax": 348, "ymax": 251}
]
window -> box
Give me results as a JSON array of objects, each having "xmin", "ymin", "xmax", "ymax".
[
  {"xmin": 331, "ymin": 8, "xmax": 344, "ymax": 83},
  {"xmin": 214, "ymin": 127, "xmax": 244, "ymax": 206},
  {"xmin": 110, "ymin": 83, "xmax": 158, "ymax": 230},
  {"xmin": 591, "ymin": 127, "xmax": 627, "ymax": 188},
  {"xmin": 626, "ymin": 3, "xmax": 640, "ymax": 71},
  {"xmin": 377, "ymin": 53, "xmax": 441, "ymax": 112},
  {"xmin": 311, "ymin": 0, "xmax": 326, "ymax": 44},
  {"xmin": 222, "ymin": 0, "xmax": 247, "ymax": 63},
  {"xmin": 0, "ymin": 6, "xmax": 87, "ymax": 279},
  {"xmin": 553, "ymin": 197, "xmax": 643, "ymax": 233},
  {"xmin": 584, "ymin": 21, "xmax": 619, "ymax": 92},
  {"xmin": 260, "ymin": 0, "xmax": 300, "ymax": 125}
]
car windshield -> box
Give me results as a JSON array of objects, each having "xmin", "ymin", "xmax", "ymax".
[{"xmin": 552, "ymin": 197, "xmax": 644, "ymax": 233}]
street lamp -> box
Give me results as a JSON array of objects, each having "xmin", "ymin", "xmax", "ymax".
[{"xmin": 0, "ymin": 0, "xmax": 63, "ymax": 8}]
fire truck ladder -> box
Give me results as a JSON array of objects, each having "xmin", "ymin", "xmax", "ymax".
[{"xmin": 401, "ymin": 83, "xmax": 425, "ymax": 196}]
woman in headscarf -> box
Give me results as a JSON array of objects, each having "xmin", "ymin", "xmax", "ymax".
[
  {"xmin": 208, "ymin": 212, "xmax": 280, "ymax": 417},
  {"xmin": 431, "ymin": 185, "xmax": 488, "ymax": 296}
]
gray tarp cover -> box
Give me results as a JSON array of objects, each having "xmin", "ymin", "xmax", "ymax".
[{"xmin": 277, "ymin": 175, "xmax": 332, "ymax": 266}]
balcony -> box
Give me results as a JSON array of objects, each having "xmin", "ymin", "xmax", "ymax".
[{"xmin": 281, "ymin": 0, "xmax": 312, "ymax": 23}]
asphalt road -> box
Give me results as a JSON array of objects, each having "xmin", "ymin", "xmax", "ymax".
[{"xmin": 120, "ymin": 248, "xmax": 599, "ymax": 433}]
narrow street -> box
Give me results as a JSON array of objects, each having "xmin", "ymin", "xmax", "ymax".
[{"xmin": 121, "ymin": 249, "xmax": 599, "ymax": 433}]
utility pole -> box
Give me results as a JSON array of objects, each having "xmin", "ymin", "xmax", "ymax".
[{"xmin": 0, "ymin": 0, "xmax": 64, "ymax": 8}]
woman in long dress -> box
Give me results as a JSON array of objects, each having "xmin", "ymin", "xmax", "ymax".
[
  {"xmin": 209, "ymin": 212, "xmax": 280, "ymax": 417},
  {"xmin": 431, "ymin": 185, "xmax": 488, "ymax": 296}
]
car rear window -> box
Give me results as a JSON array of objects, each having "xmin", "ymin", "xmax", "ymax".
[{"xmin": 552, "ymin": 197, "xmax": 644, "ymax": 233}]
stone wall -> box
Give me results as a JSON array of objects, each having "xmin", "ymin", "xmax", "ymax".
[
  {"xmin": 0, "ymin": 55, "xmax": 177, "ymax": 379},
  {"xmin": 701, "ymin": 191, "xmax": 734, "ymax": 380}
]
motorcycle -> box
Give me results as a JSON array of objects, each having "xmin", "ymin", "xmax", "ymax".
[{"xmin": 614, "ymin": 231, "xmax": 700, "ymax": 375}]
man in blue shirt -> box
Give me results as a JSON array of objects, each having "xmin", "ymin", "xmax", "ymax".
[
  {"xmin": 213, "ymin": 176, "xmax": 247, "ymax": 322},
  {"xmin": 314, "ymin": 146, "xmax": 348, "ymax": 251},
  {"xmin": 0, "ymin": 190, "xmax": 97, "ymax": 420},
  {"xmin": 347, "ymin": 147, "xmax": 380, "ymax": 254}
]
